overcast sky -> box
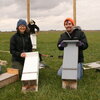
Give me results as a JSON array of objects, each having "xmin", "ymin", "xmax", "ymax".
[{"xmin": 0, "ymin": 0, "xmax": 100, "ymax": 31}]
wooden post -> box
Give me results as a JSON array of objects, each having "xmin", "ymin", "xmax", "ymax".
[
  {"xmin": 73, "ymin": 0, "xmax": 76, "ymax": 25},
  {"xmin": 27, "ymin": 0, "xmax": 30, "ymax": 24}
]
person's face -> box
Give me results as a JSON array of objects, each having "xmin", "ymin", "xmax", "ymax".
[
  {"xmin": 64, "ymin": 21, "xmax": 73, "ymax": 32},
  {"xmin": 18, "ymin": 25, "xmax": 26, "ymax": 33}
]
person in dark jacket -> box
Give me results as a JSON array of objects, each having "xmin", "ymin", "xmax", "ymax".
[
  {"xmin": 28, "ymin": 20, "xmax": 39, "ymax": 34},
  {"xmin": 10, "ymin": 19, "xmax": 32, "ymax": 76},
  {"xmin": 28, "ymin": 20, "xmax": 40, "ymax": 49},
  {"xmin": 57, "ymin": 18, "xmax": 88, "ymax": 79}
]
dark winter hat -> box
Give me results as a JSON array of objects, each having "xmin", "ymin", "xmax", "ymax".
[{"xmin": 17, "ymin": 19, "xmax": 27, "ymax": 28}]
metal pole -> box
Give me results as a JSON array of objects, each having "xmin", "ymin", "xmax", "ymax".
[
  {"xmin": 73, "ymin": 0, "xmax": 76, "ymax": 25},
  {"xmin": 27, "ymin": 0, "xmax": 30, "ymax": 24}
]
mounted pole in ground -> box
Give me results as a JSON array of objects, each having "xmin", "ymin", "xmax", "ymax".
[
  {"xmin": 27, "ymin": 0, "xmax": 30, "ymax": 24},
  {"xmin": 73, "ymin": 0, "xmax": 76, "ymax": 25}
]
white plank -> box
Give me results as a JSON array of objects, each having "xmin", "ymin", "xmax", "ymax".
[
  {"xmin": 21, "ymin": 52, "xmax": 39, "ymax": 81},
  {"xmin": 63, "ymin": 43, "xmax": 78, "ymax": 68},
  {"xmin": 23, "ymin": 52, "xmax": 39, "ymax": 73},
  {"xmin": 62, "ymin": 70, "xmax": 77, "ymax": 80},
  {"xmin": 84, "ymin": 62, "xmax": 100, "ymax": 68},
  {"xmin": 21, "ymin": 73, "xmax": 38, "ymax": 80},
  {"xmin": 30, "ymin": 34, "xmax": 37, "ymax": 49},
  {"xmin": 0, "ymin": 73, "xmax": 16, "ymax": 81}
]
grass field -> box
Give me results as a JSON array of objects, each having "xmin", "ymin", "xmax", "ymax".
[{"xmin": 0, "ymin": 31, "xmax": 100, "ymax": 100}]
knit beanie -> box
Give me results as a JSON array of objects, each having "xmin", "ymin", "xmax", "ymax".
[
  {"xmin": 17, "ymin": 19, "xmax": 27, "ymax": 28},
  {"xmin": 64, "ymin": 18, "xmax": 75, "ymax": 26}
]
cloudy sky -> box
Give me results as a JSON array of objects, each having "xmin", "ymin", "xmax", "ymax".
[{"xmin": 0, "ymin": 0, "xmax": 100, "ymax": 31}]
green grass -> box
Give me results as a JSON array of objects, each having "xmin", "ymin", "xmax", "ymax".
[{"xmin": 0, "ymin": 31, "xmax": 100, "ymax": 100}]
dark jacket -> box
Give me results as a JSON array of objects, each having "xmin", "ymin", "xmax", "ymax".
[
  {"xmin": 57, "ymin": 27, "xmax": 88, "ymax": 62},
  {"xmin": 10, "ymin": 32, "xmax": 32, "ymax": 64},
  {"xmin": 28, "ymin": 23, "xmax": 39, "ymax": 34}
]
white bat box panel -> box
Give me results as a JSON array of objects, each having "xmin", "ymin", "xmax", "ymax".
[
  {"xmin": 21, "ymin": 73, "xmax": 38, "ymax": 80},
  {"xmin": 62, "ymin": 70, "xmax": 77, "ymax": 80},
  {"xmin": 30, "ymin": 34, "xmax": 37, "ymax": 49},
  {"xmin": 63, "ymin": 42, "xmax": 78, "ymax": 69},
  {"xmin": 21, "ymin": 52, "xmax": 39, "ymax": 81},
  {"xmin": 33, "ymin": 34, "xmax": 36, "ymax": 44},
  {"xmin": 23, "ymin": 52, "xmax": 39, "ymax": 73},
  {"xmin": 62, "ymin": 40, "xmax": 78, "ymax": 80}
]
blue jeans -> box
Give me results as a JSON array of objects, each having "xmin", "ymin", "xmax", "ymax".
[
  {"xmin": 77, "ymin": 63, "xmax": 83, "ymax": 79},
  {"xmin": 57, "ymin": 63, "xmax": 83, "ymax": 80}
]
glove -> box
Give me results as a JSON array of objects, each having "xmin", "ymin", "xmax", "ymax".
[
  {"xmin": 59, "ymin": 42, "xmax": 68, "ymax": 47},
  {"xmin": 76, "ymin": 41, "xmax": 84, "ymax": 47}
]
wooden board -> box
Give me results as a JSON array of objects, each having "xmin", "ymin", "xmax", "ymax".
[
  {"xmin": 0, "ymin": 60, "xmax": 8, "ymax": 66},
  {"xmin": 0, "ymin": 73, "xmax": 19, "ymax": 88},
  {"xmin": 7, "ymin": 68, "xmax": 19, "ymax": 74},
  {"xmin": 62, "ymin": 80, "xmax": 77, "ymax": 89},
  {"xmin": 84, "ymin": 61, "xmax": 100, "ymax": 70},
  {"xmin": 22, "ymin": 80, "xmax": 38, "ymax": 92}
]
